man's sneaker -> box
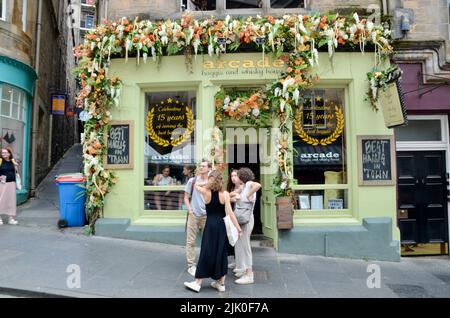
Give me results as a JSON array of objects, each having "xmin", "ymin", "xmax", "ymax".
[
  {"xmin": 211, "ymin": 281, "xmax": 226, "ymax": 292},
  {"xmin": 187, "ymin": 266, "xmax": 197, "ymax": 277},
  {"xmin": 233, "ymin": 268, "xmax": 244, "ymax": 273},
  {"xmin": 228, "ymin": 262, "xmax": 236, "ymax": 269},
  {"xmin": 235, "ymin": 273, "xmax": 254, "ymax": 285},
  {"xmin": 184, "ymin": 281, "xmax": 201, "ymax": 293}
]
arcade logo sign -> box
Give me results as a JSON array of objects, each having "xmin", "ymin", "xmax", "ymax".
[
  {"xmin": 294, "ymin": 93, "xmax": 344, "ymax": 166},
  {"xmin": 146, "ymin": 98, "xmax": 194, "ymax": 155}
]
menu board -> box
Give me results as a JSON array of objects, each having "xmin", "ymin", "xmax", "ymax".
[
  {"xmin": 105, "ymin": 120, "xmax": 134, "ymax": 169},
  {"xmin": 357, "ymin": 135, "xmax": 396, "ymax": 186}
]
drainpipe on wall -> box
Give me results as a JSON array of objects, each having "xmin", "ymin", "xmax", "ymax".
[{"xmin": 30, "ymin": 0, "xmax": 43, "ymax": 196}]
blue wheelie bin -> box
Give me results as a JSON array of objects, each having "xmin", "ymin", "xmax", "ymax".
[{"xmin": 55, "ymin": 174, "xmax": 86, "ymax": 227}]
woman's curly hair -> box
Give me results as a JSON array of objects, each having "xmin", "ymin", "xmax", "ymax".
[
  {"xmin": 237, "ymin": 167, "xmax": 255, "ymax": 184},
  {"xmin": 208, "ymin": 170, "xmax": 225, "ymax": 192}
]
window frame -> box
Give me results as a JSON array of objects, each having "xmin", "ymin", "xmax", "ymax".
[
  {"xmin": 184, "ymin": 0, "xmax": 308, "ymax": 15},
  {"xmin": 1, "ymin": 84, "xmax": 27, "ymax": 123},
  {"xmin": 22, "ymin": 0, "xmax": 27, "ymax": 32},
  {"xmin": 0, "ymin": 0, "xmax": 6, "ymax": 21},
  {"xmin": 291, "ymin": 86, "xmax": 352, "ymax": 217},
  {"xmin": 396, "ymin": 115, "xmax": 449, "ymax": 151},
  {"xmin": 141, "ymin": 88, "xmax": 199, "ymax": 214}
]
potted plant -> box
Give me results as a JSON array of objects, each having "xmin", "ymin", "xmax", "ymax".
[{"xmin": 274, "ymin": 175, "xmax": 294, "ymax": 230}]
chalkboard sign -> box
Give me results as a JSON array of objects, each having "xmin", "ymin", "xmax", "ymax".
[
  {"xmin": 357, "ymin": 135, "xmax": 396, "ymax": 186},
  {"xmin": 105, "ymin": 120, "xmax": 134, "ymax": 169}
]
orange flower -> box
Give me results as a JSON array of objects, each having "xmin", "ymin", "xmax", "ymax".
[
  {"xmin": 338, "ymin": 37, "xmax": 344, "ymax": 44},
  {"xmin": 244, "ymin": 98, "xmax": 249, "ymax": 104},
  {"xmin": 268, "ymin": 16, "xmax": 275, "ymax": 24},
  {"xmin": 295, "ymin": 69, "xmax": 301, "ymax": 74},
  {"xmin": 287, "ymin": 67, "xmax": 293, "ymax": 73}
]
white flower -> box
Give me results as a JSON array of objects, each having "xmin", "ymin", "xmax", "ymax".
[
  {"xmin": 225, "ymin": 15, "xmax": 231, "ymax": 26},
  {"xmin": 208, "ymin": 44, "xmax": 214, "ymax": 56},
  {"xmin": 252, "ymin": 108, "xmax": 260, "ymax": 117},
  {"xmin": 282, "ymin": 77, "xmax": 295, "ymax": 94},
  {"xmin": 293, "ymin": 88, "xmax": 300, "ymax": 105},
  {"xmin": 143, "ymin": 52, "xmax": 148, "ymax": 63},
  {"xmin": 274, "ymin": 87, "xmax": 280, "ymax": 97},
  {"xmin": 367, "ymin": 21, "xmax": 374, "ymax": 32},
  {"xmin": 280, "ymin": 181, "xmax": 287, "ymax": 190},
  {"xmin": 224, "ymin": 97, "xmax": 230, "ymax": 105},
  {"xmin": 353, "ymin": 13, "xmax": 360, "ymax": 24},
  {"xmin": 280, "ymin": 99, "xmax": 286, "ymax": 112},
  {"xmin": 151, "ymin": 46, "xmax": 156, "ymax": 61}
]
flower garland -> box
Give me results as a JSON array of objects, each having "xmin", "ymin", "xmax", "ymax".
[
  {"xmin": 74, "ymin": 12, "xmax": 393, "ymax": 231},
  {"xmin": 215, "ymin": 89, "xmax": 270, "ymax": 125}
]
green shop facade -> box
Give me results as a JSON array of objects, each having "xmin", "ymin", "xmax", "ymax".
[{"xmin": 95, "ymin": 51, "xmax": 401, "ymax": 262}]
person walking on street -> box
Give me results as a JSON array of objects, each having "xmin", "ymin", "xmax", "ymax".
[
  {"xmin": 233, "ymin": 167, "xmax": 261, "ymax": 285},
  {"xmin": 184, "ymin": 170, "xmax": 242, "ymax": 293},
  {"xmin": 0, "ymin": 148, "xmax": 19, "ymax": 225},
  {"xmin": 184, "ymin": 159, "xmax": 211, "ymax": 277}
]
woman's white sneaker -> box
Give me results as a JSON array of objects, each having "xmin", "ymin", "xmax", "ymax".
[
  {"xmin": 235, "ymin": 273, "xmax": 254, "ymax": 285},
  {"xmin": 184, "ymin": 281, "xmax": 201, "ymax": 292},
  {"xmin": 234, "ymin": 270, "xmax": 246, "ymax": 278},
  {"xmin": 211, "ymin": 281, "xmax": 226, "ymax": 292},
  {"xmin": 8, "ymin": 218, "xmax": 18, "ymax": 225}
]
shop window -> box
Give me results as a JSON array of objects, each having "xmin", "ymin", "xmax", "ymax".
[
  {"xmin": 144, "ymin": 91, "xmax": 197, "ymax": 211},
  {"xmin": 185, "ymin": 0, "xmax": 216, "ymax": 10},
  {"xmin": 293, "ymin": 88, "xmax": 348, "ymax": 211},
  {"xmin": 0, "ymin": 84, "xmax": 27, "ymax": 178},
  {"xmin": 395, "ymin": 119, "xmax": 442, "ymax": 142},
  {"xmin": 226, "ymin": 0, "xmax": 261, "ymax": 9},
  {"xmin": 270, "ymin": 0, "xmax": 304, "ymax": 8}
]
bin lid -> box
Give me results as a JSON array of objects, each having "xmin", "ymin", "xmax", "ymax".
[{"xmin": 55, "ymin": 175, "xmax": 85, "ymax": 183}]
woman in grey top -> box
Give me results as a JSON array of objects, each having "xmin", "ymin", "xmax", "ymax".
[{"xmin": 233, "ymin": 167, "xmax": 261, "ymax": 285}]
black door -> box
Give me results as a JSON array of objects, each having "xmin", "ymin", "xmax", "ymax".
[
  {"xmin": 397, "ymin": 151, "xmax": 449, "ymax": 244},
  {"xmin": 228, "ymin": 144, "xmax": 263, "ymax": 235}
]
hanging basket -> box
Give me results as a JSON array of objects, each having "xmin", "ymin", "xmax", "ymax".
[{"xmin": 276, "ymin": 196, "xmax": 294, "ymax": 230}]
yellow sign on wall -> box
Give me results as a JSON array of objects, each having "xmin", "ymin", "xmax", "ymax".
[{"xmin": 51, "ymin": 94, "xmax": 66, "ymax": 115}]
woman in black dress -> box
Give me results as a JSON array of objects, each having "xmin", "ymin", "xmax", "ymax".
[{"xmin": 184, "ymin": 170, "xmax": 241, "ymax": 293}]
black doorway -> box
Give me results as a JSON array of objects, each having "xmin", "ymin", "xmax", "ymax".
[
  {"xmin": 228, "ymin": 144, "xmax": 263, "ymax": 235},
  {"xmin": 397, "ymin": 151, "xmax": 449, "ymax": 255}
]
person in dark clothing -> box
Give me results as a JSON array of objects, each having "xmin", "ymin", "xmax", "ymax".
[
  {"xmin": 183, "ymin": 170, "xmax": 241, "ymax": 293},
  {"xmin": 0, "ymin": 148, "xmax": 19, "ymax": 225}
]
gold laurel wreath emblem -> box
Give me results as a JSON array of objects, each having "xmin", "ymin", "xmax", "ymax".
[
  {"xmin": 146, "ymin": 106, "xmax": 194, "ymax": 147},
  {"xmin": 294, "ymin": 106, "xmax": 344, "ymax": 146}
]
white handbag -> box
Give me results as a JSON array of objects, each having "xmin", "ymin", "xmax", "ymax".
[
  {"xmin": 15, "ymin": 173, "xmax": 22, "ymax": 190},
  {"xmin": 223, "ymin": 214, "xmax": 239, "ymax": 247}
]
